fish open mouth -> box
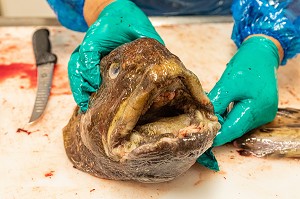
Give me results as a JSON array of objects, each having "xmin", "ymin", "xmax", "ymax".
[
  {"xmin": 63, "ymin": 38, "xmax": 221, "ymax": 182},
  {"xmin": 106, "ymin": 60, "xmax": 220, "ymax": 161}
]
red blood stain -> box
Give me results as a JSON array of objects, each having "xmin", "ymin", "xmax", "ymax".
[
  {"xmin": 45, "ymin": 170, "xmax": 55, "ymax": 177},
  {"xmin": 16, "ymin": 128, "xmax": 32, "ymax": 135},
  {"xmin": 0, "ymin": 62, "xmax": 72, "ymax": 95},
  {"xmin": 0, "ymin": 63, "xmax": 36, "ymax": 88}
]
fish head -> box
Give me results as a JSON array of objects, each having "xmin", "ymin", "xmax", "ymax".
[{"xmin": 64, "ymin": 38, "xmax": 220, "ymax": 182}]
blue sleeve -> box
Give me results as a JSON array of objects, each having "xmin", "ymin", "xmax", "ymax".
[
  {"xmin": 231, "ymin": 0, "xmax": 300, "ymax": 65},
  {"xmin": 132, "ymin": 0, "xmax": 232, "ymax": 16},
  {"xmin": 47, "ymin": 0, "xmax": 88, "ymax": 32}
]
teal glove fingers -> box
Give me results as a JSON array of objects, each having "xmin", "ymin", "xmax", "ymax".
[
  {"xmin": 213, "ymin": 101, "xmax": 254, "ymax": 146},
  {"xmin": 197, "ymin": 147, "xmax": 219, "ymax": 171},
  {"xmin": 68, "ymin": 46, "xmax": 99, "ymax": 112},
  {"xmin": 68, "ymin": 0, "xmax": 164, "ymax": 112},
  {"xmin": 209, "ymin": 36, "xmax": 280, "ymax": 146},
  {"xmin": 79, "ymin": 51, "xmax": 101, "ymax": 90}
]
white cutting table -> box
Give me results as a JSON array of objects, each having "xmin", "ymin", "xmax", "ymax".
[{"xmin": 0, "ymin": 21, "xmax": 299, "ymax": 199}]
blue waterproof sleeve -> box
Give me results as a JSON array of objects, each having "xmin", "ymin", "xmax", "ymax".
[
  {"xmin": 132, "ymin": 0, "xmax": 232, "ymax": 16},
  {"xmin": 47, "ymin": 0, "xmax": 88, "ymax": 32},
  {"xmin": 231, "ymin": 0, "xmax": 300, "ymax": 65},
  {"xmin": 47, "ymin": 0, "xmax": 233, "ymax": 32}
]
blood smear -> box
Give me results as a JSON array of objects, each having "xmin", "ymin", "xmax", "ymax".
[
  {"xmin": 0, "ymin": 63, "xmax": 36, "ymax": 88},
  {"xmin": 0, "ymin": 62, "xmax": 72, "ymax": 95},
  {"xmin": 16, "ymin": 128, "xmax": 32, "ymax": 135},
  {"xmin": 44, "ymin": 171, "xmax": 55, "ymax": 177}
]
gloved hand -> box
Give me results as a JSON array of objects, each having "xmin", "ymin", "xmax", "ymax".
[
  {"xmin": 68, "ymin": 0, "xmax": 164, "ymax": 112},
  {"xmin": 208, "ymin": 36, "xmax": 280, "ymax": 147}
]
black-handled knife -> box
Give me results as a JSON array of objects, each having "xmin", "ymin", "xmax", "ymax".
[{"xmin": 29, "ymin": 28, "xmax": 57, "ymax": 123}]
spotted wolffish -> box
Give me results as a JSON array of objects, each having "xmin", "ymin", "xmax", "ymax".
[
  {"xmin": 63, "ymin": 38, "xmax": 221, "ymax": 183},
  {"xmin": 234, "ymin": 108, "xmax": 300, "ymax": 158}
]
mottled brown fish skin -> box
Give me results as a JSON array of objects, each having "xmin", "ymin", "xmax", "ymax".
[{"xmin": 63, "ymin": 38, "xmax": 220, "ymax": 183}]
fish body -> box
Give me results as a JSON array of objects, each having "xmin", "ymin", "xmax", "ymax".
[
  {"xmin": 234, "ymin": 108, "xmax": 300, "ymax": 158},
  {"xmin": 63, "ymin": 38, "xmax": 220, "ymax": 183}
]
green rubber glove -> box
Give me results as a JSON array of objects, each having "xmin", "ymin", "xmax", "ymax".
[
  {"xmin": 196, "ymin": 147, "xmax": 219, "ymax": 171},
  {"xmin": 209, "ymin": 36, "xmax": 280, "ymax": 147},
  {"xmin": 68, "ymin": 0, "xmax": 164, "ymax": 112}
]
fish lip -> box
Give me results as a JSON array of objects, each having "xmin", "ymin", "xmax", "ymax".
[
  {"xmin": 105, "ymin": 58, "xmax": 219, "ymax": 160},
  {"xmin": 121, "ymin": 127, "xmax": 217, "ymax": 162}
]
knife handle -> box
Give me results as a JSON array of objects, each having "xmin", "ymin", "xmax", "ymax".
[{"xmin": 32, "ymin": 28, "xmax": 57, "ymax": 66}]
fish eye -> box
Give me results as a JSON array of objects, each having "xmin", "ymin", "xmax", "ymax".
[{"xmin": 109, "ymin": 63, "xmax": 120, "ymax": 79}]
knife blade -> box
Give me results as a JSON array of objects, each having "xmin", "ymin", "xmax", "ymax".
[{"xmin": 29, "ymin": 28, "xmax": 57, "ymax": 123}]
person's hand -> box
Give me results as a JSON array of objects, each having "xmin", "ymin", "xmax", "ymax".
[
  {"xmin": 208, "ymin": 36, "xmax": 281, "ymax": 146},
  {"xmin": 68, "ymin": 0, "xmax": 164, "ymax": 112}
]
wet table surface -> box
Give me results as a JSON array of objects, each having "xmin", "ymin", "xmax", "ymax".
[{"xmin": 0, "ymin": 24, "xmax": 299, "ymax": 199}]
